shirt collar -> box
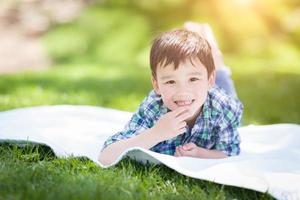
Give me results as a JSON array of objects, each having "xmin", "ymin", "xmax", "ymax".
[{"xmin": 192, "ymin": 94, "xmax": 210, "ymax": 126}]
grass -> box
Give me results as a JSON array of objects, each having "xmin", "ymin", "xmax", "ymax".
[
  {"xmin": 0, "ymin": 63, "xmax": 151, "ymax": 112},
  {"xmin": 0, "ymin": 143, "xmax": 273, "ymax": 200},
  {"xmin": 0, "ymin": 3, "xmax": 299, "ymax": 200},
  {"xmin": 228, "ymin": 55, "xmax": 300, "ymax": 124}
]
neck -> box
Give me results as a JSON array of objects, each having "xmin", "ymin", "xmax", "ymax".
[{"xmin": 186, "ymin": 105, "xmax": 203, "ymax": 127}]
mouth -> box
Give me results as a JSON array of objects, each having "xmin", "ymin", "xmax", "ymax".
[{"xmin": 175, "ymin": 99, "xmax": 195, "ymax": 107}]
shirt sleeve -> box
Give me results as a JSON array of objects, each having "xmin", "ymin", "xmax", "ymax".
[
  {"xmin": 214, "ymin": 99, "xmax": 243, "ymax": 156},
  {"xmin": 101, "ymin": 98, "xmax": 151, "ymax": 152}
]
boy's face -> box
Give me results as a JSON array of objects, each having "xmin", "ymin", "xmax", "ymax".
[{"xmin": 152, "ymin": 58, "xmax": 215, "ymax": 123}]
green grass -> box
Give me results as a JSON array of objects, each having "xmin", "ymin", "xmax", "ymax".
[
  {"xmin": 0, "ymin": 143, "xmax": 273, "ymax": 200},
  {"xmin": 0, "ymin": 63, "xmax": 151, "ymax": 112},
  {"xmin": 228, "ymin": 55, "xmax": 300, "ymax": 124},
  {"xmin": 1, "ymin": 3, "xmax": 300, "ymax": 200}
]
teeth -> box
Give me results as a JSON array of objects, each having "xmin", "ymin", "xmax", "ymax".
[{"xmin": 176, "ymin": 100, "xmax": 193, "ymax": 106}]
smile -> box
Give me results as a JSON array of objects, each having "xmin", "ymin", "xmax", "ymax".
[{"xmin": 175, "ymin": 100, "xmax": 195, "ymax": 106}]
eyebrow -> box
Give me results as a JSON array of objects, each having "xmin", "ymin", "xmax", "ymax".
[
  {"xmin": 160, "ymin": 72, "xmax": 202, "ymax": 80},
  {"xmin": 188, "ymin": 72, "xmax": 203, "ymax": 76},
  {"xmin": 160, "ymin": 75, "xmax": 174, "ymax": 80}
]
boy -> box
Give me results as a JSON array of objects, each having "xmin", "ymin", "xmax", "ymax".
[{"xmin": 99, "ymin": 23, "xmax": 243, "ymax": 166}]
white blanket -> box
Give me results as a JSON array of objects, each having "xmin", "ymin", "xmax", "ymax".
[{"xmin": 0, "ymin": 105, "xmax": 299, "ymax": 200}]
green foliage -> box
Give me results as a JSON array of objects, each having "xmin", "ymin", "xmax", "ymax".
[
  {"xmin": 42, "ymin": 25, "xmax": 89, "ymax": 63},
  {"xmin": 43, "ymin": 7, "xmax": 151, "ymax": 66}
]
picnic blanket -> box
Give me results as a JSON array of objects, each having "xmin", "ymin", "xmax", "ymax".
[{"xmin": 0, "ymin": 105, "xmax": 299, "ymax": 200}]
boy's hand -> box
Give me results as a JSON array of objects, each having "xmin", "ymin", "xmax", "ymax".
[
  {"xmin": 184, "ymin": 22, "xmax": 224, "ymax": 69},
  {"xmin": 153, "ymin": 107, "xmax": 191, "ymax": 142},
  {"xmin": 174, "ymin": 143, "xmax": 206, "ymax": 157},
  {"xmin": 174, "ymin": 143, "xmax": 228, "ymax": 158}
]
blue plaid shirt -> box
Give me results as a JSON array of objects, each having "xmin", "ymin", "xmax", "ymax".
[{"xmin": 102, "ymin": 86, "xmax": 243, "ymax": 156}]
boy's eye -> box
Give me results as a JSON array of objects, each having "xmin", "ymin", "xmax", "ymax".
[
  {"xmin": 165, "ymin": 80, "xmax": 175, "ymax": 85},
  {"xmin": 190, "ymin": 77, "xmax": 200, "ymax": 82}
]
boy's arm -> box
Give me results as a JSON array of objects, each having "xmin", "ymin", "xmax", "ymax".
[
  {"xmin": 99, "ymin": 106, "xmax": 191, "ymax": 166},
  {"xmin": 98, "ymin": 128, "xmax": 161, "ymax": 166}
]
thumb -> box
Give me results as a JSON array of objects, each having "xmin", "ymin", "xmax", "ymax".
[{"xmin": 182, "ymin": 143, "xmax": 197, "ymax": 151}]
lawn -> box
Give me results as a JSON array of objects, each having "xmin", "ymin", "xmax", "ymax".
[{"xmin": 0, "ymin": 3, "xmax": 299, "ymax": 200}]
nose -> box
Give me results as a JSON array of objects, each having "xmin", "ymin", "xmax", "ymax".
[
  {"xmin": 174, "ymin": 85, "xmax": 192, "ymax": 100},
  {"xmin": 175, "ymin": 93, "xmax": 192, "ymax": 101},
  {"xmin": 174, "ymin": 83, "xmax": 192, "ymax": 101}
]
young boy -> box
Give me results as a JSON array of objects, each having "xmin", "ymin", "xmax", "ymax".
[{"xmin": 99, "ymin": 23, "xmax": 243, "ymax": 166}]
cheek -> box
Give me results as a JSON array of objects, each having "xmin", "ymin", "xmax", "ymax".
[
  {"xmin": 192, "ymin": 83, "xmax": 209, "ymax": 101},
  {"xmin": 159, "ymin": 87, "xmax": 175, "ymax": 99},
  {"xmin": 159, "ymin": 87, "xmax": 177, "ymax": 108}
]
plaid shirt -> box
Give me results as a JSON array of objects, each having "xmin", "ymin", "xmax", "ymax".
[{"xmin": 102, "ymin": 86, "xmax": 243, "ymax": 156}]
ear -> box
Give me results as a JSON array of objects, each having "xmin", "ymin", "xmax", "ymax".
[
  {"xmin": 208, "ymin": 70, "xmax": 216, "ymax": 89},
  {"xmin": 151, "ymin": 75, "xmax": 161, "ymax": 95}
]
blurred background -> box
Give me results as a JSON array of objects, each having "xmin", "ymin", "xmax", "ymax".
[{"xmin": 0, "ymin": 0, "xmax": 299, "ymax": 125}]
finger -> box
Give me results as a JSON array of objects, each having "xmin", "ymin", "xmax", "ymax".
[
  {"xmin": 176, "ymin": 111, "xmax": 191, "ymax": 122},
  {"xmin": 179, "ymin": 146, "xmax": 187, "ymax": 153},
  {"xmin": 183, "ymin": 143, "xmax": 197, "ymax": 150},
  {"xmin": 174, "ymin": 151, "xmax": 179, "ymax": 157},
  {"xmin": 178, "ymin": 126, "xmax": 187, "ymax": 134},
  {"xmin": 179, "ymin": 146, "xmax": 196, "ymax": 157},
  {"xmin": 177, "ymin": 121, "xmax": 187, "ymax": 129},
  {"xmin": 172, "ymin": 107, "xmax": 188, "ymax": 118},
  {"xmin": 180, "ymin": 150, "xmax": 193, "ymax": 157},
  {"xmin": 177, "ymin": 146, "xmax": 187, "ymax": 156},
  {"xmin": 175, "ymin": 148, "xmax": 182, "ymax": 157},
  {"xmin": 182, "ymin": 143, "xmax": 197, "ymax": 151}
]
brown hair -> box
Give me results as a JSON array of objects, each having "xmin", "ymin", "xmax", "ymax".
[{"xmin": 150, "ymin": 29, "xmax": 215, "ymax": 78}]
